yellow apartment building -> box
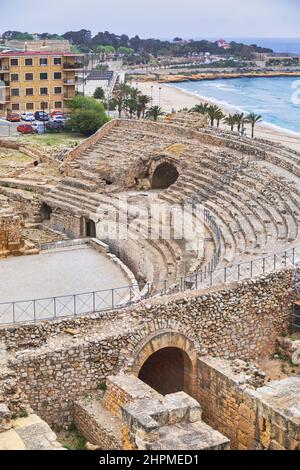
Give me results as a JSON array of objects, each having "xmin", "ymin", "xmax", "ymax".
[{"xmin": 0, "ymin": 51, "xmax": 84, "ymax": 116}]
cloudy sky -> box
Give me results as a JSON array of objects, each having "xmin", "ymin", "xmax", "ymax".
[{"xmin": 0, "ymin": 0, "xmax": 299, "ymax": 38}]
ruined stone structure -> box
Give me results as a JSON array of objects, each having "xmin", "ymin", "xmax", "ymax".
[
  {"xmin": 74, "ymin": 374, "xmax": 230, "ymax": 450},
  {"xmin": 1, "ymin": 117, "xmax": 300, "ymax": 450},
  {"xmin": 43, "ymin": 119, "xmax": 300, "ymax": 292}
]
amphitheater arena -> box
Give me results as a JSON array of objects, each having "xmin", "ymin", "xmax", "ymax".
[{"xmin": 0, "ymin": 117, "xmax": 300, "ymax": 450}]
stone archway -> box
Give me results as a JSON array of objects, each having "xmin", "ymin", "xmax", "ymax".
[
  {"xmin": 151, "ymin": 162, "xmax": 179, "ymax": 190},
  {"xmin": 129, "ymin": 330, "xmax": 198, "ymax": 398},
  {"xmin": 40, "ymin": 202, "xmax": 52, "ymax": 222}
]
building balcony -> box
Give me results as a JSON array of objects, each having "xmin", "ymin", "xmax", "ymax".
[
  {"xmin": 0, "ymin": 65, "xmax": 10, "ymax": 73},
  {"xmin": 63, "ymin": 79, "xmax": 78, "ymax": 85},
  {"xmin": 64, "ymin": 94, "xmax": 76, "ymax": 100},
  {"xmin": 0, "ymin": 96, "xmax": 11, "ymax": 104},
  {"xmin": 63, "ymin": 62, "xmax": 84, "ymax": 71}
]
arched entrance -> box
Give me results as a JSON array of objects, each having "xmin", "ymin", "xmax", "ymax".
[
  {"xmin": 138, "ymin": 346, "xmax": 192, "ymax": 395},
  {"xmin": 129, "ymin": 330, "xmax": 198, "ymax": 399},
  {"xmin": 40, "ymin": 202, "xmax": 52, "ymax": 222},
  {"xmin": 86, "ymin": 219, "xmax": 96, "ymax": 238},
  {"xmin": 151, "ymin": 162, "xmax": 179, "ymax": 190}
]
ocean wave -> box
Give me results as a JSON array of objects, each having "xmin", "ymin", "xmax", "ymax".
[{"xmin": 167, "ymin": 81, "xmax": 300, "ymax": 135}]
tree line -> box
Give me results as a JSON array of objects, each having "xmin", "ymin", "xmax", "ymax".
[{"xmin": 1, "ymin": 29, "xmax": 273, "ymax": 59}]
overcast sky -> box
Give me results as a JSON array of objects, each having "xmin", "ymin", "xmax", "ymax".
[{"xmin": 0, "ymin": 0, "xmax": 299, "ymax": 38}]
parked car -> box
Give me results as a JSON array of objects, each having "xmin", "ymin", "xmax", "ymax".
[
  {"xmin": 46, "ymin": 120, "xmax": 64, "ymax": 132},
  {"xmin": 21, "ymin": 112, "xmax": 35, "ymax": 122},
  {"xmin": 51, "ymin": 115, "xmax": 67, "ymax": 123},
  {"xmin": 50, "ymin": 110, "xmax": 64, "ymax": 117},
  {"xmin": 6, "ymin": 113, "xmax": 21, "ymax": 122},
  {"xmin": 17, "ymin": 124, "xmax": 37, "ymax": 134},
  {"xmin": 31, "ymin": 122, "xmax": 46, "ymax": 134},
  {"xmin": 34, "ymin": 111, "xmax": 49, "ymax": 121}
]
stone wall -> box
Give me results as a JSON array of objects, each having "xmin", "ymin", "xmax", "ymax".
[
  {"xmin": 0, "ymin": 213, "xmax": 26, "ymax": 258},
  {"xmin": 0, "ymin": 267, "xmax": 295, "ymax": 426},
  {"xmin": 74, "ymin": 393, "xmax": 122, "ymax": 450},
  {"xmin": 198, "ymin": 357, "xmax": 300, "ymax": 450}
]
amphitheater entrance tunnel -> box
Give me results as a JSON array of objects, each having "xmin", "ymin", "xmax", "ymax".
[
  {"xmin": 81, "ymin": 218, "xmax": 96, "ymax": 238},
  {"xmin": 151, "ymin": 162, "xmax": 179, "ymax": 190},
  {"xmin": 40, "ymin": 203, "xmax": 52, "ymax": 222},
  {"xmin": 138, "ymin": 347, "xmax": 192, "ymax": 396}
]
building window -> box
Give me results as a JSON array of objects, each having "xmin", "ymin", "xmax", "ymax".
[
  {"xmin": 53, "ymin": 72, "xmax": 62, "ymax": 80},
  {"xmin": 26, "ymin": 88, "xmax": 34, "ymax": 96},
  {"xmin": 39, "ymin": 58, "xmax": 48, "ymax": 66},
  {"xmin": 25, "ymin": 73, "xmax": 34, "ymax": 81},
  {"xmin": 54, "ymin": 57, "xmax": 62, "ymax": 65},
  {"xmin": 25, "ymin": 58, "xmax": 33, "ymax": 66},
  {"xmin": 26, "ymin": 103, "xmax": 34, "ymax": 110},
  {"xmin": 54, "ymin": 101, "xmax": 62, "ymax": 108},
  {"xmin": 10, "ymin": 58, "xmax": 19, "ymax": 66},
  {"xmin": 40, "ymin": 87, "xmax": 48, "ymax": 95},
  {"xmin": 54, "ymin": 87, "xmax": 62, "ymax": 94},
  {"xmin": 11, "ymin": 88, "xmax": 20, "ymax": 97},
  {"xmin": 11, "ymin": 74, "xmax": 19, "ymax": 82},
  {"xmin": 40, "ymin": 72, "xmax": 48, "ymax": 80},
  {"xmin": 12, "ymin": 103, "xmax": 20, "ymax": 111},
  {"xmin": 40, "ymin": 102, "xmax": 48, "ymax": 109}
]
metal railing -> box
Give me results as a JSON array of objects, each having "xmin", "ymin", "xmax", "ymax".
[{"xmin": 0, "ymin": 242, "xmax": 299, "ymax": 325}]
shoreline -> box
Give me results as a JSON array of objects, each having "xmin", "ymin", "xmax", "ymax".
[
  {"xmin": 137, "ymin": 71, "xmax": 300, "ymax": 84},
  {"xmin": 136, "ymin": 81, "xmax": 300, "ymax": 151}
]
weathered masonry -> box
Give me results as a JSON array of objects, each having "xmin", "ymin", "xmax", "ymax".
[{"xmin": 1, "ymin": 267, "xmax": 299, "ymax": 449}]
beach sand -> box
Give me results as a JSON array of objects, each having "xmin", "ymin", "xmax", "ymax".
[{"xmin": 136, "ymin": 81, "xmax": 300, "ymax": 152}]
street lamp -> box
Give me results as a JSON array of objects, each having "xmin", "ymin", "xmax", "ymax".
[
  {"xmin": 41, "ymin": 101, "xmax": 46, "ymax": 134},
  {"xmin": 159, "ymin": 87, "xmax": 162, "ymax": 107}
]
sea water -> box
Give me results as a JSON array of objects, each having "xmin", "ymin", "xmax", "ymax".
[{"xmin": 172, "ymin": 76, "xmax": 300, "ymax": 135}]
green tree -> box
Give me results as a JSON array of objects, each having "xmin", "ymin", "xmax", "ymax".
[
  {"xmin": 125, "ymin": 98, "xmax": 138, "ymax": 119},
  {"xmin": 190, "ymin": 103, "xmax": 210, "ymax": 114},
  {"xmin": 215, "ymin": 110, "xmax": 225, "ymax": 128},
  {"xmin": 246, "ymin": 113, "xmax": 262, "ymax": 138},
  {"xmin": 207, "ymin": 105, "xmax": 222, "ymax": 127},
  {"xmin": 146, "ymin": 106, "xmax": 165, "ymax": 122},
  {"xmin": 223, "ymin": 114, "xmax": 238, "ymax": 132},
  {"xmin": 67, "ymin": 96, "xmax": 109, "ymax": 136},
  {"xmin": 118, "ymin": 47, "xmax": 134, "ymax": 54},
  {"xmin": 93, "ymin": 87, "xmax": 105, "ymax": 100},
  {"xmin": 138, "ymin": 94, "xmax": 151, "ymax": 118},
  {"xmin": 235, "ymin": 113, "xmax": 246, "ymax": 133}
]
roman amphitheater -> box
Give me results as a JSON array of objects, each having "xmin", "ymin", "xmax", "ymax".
[{"xmin": 0, "ymin": 114, "xmax": 300, "ymax": 450}]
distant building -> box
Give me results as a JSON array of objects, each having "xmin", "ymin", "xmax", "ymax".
[
  {"xmin": 217, "ymin": 39, "xmax": 231, "ymax": 50},
  {"xmin": 5, "ymin": 39, "xmax": 71, "ymax": 53},
  {"xmin": 0, "ymin": 50, "xmax": 84, "ymax": 115}
]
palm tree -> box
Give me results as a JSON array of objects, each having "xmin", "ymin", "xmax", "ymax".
[
  {"xmin": 114, "ymin": 83, "xmax": 132, "ymax": 118},
  {"xmin": 215, "ymin": 110, "xmax": 225, "ymax": 128},
  {"xmin": 138, "ymin": 94, "xmax": 151, "ymax": 119},
  {"xmin": 235, "ymin": 113, "xmax": 245, "ymax": 133},
  {"xmin": 223, "ymin": 114, "xmax": 238, "ymax": 132},
  {"xmin": 146, "ymin": 106, "xmax": 165, "ymax": 122},
  {"xmin": 246, "ymin": 113, "xmax": 262, "ymax": 138},
  {"xmin": 125, "ymin": 98, "xmax": 138, "ymax": 119},
  {"xmin": 190, "ymin": 103, "xmax": 210, "ymax": 114},
  {"xmin": 207, "ymin": 105, "xmax": 222, "ymax": 127}
]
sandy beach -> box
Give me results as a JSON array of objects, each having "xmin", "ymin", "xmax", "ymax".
[{"xmin": 136, "ymin": 81, "xmax": 300, "ymax": 152}]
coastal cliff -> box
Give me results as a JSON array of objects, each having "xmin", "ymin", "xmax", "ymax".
[{"xmin": 136, "ymin": 71, "xmax": 300, "ymax": 83}]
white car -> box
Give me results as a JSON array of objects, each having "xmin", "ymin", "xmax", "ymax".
[
  {"xmin": 21, "ymin": 112, "xmax": 35, "ymax": 122},
  {"xmin": 31, "ymin": 122, "xmax": 45, "ymax": 133},
  {"xmin": 51, "ymin": 115, "xmax": 67, "ymax": 123}
]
